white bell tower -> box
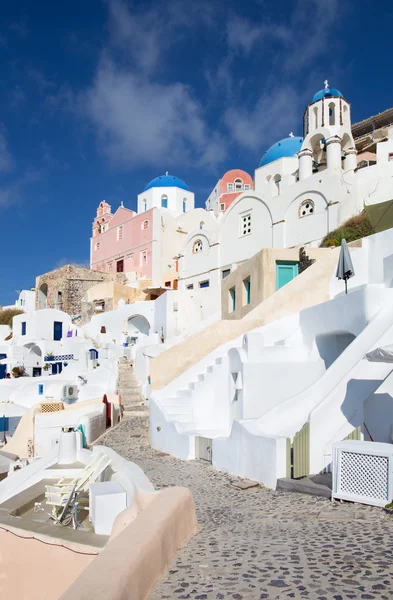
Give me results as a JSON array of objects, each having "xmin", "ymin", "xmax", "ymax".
[{"xmin": 298, "ymin": 81, "xmax": 356, "ymax": 179}]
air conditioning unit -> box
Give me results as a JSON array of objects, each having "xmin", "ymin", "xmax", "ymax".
[
  {"xmin": 332, "ymin": 440, "xmax": 393, "ymax": 507},
  {"xmin": 62, "ymin": 384, "xmax": 78, "ymax": 404}
]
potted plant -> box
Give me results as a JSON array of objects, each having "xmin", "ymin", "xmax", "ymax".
[
  {"xmin": 11, "ymin": 366, "xmax": 26, "ymax": 378},
  {"xmin": 43, "ymin": 363, "xmax": 49, "ymax": 372}
]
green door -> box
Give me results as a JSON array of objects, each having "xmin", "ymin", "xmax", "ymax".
[{"xmin": 276, "ymin": 261, "xmax": 299, "ymax": 290}]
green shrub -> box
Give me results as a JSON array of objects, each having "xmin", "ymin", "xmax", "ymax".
[
  {"xmin": 0, "ymin": 309, "xmax": 24, "ymax": 328},
  {"xmin": 320, "ymin": 211, "xmax": 375, "ymax": 248}
]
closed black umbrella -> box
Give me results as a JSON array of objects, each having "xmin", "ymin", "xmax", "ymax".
[{"xmin": 335, "ymin": 238, "xmax": 355, "ymax": 294}]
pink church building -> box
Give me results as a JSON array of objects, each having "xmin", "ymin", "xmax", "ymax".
[{"xmin": 90, "ymin": 174, "xmax": 198, "ymax": 288}]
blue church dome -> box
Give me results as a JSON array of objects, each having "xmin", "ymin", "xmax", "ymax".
[
  {"xmin": 144, "ymin": 174, "xmax": 190, "ymax": 192},
  {"xmin": 259, "ymin": 136, "xmax": 303, "ymax": 167},
  {"xmin": 312, "ymin": 87, "xmax": 343, "ymax": 103}
]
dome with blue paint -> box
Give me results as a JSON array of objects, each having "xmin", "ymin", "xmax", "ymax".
[
  {"xmin": 312, "ymin": 86, "xmax": 343, "ymax": 103},
  {"xmin": 144, "ymin": 174, "xmax": 190, "ymax": 192},
  {"xmin": 259, "ymin": 136, "xmax": 303, "ymax": 168}
]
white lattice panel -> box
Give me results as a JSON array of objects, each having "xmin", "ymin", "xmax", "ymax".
[
  {"xmin": 332, "ymin": 440, "xmax": 393, "ymax": 507},
  {"xmin": 339, "ymin": 451, "xmax": 389, "ymax": 500}
]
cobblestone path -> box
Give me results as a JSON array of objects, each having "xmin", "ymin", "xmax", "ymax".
[{"xmin": 99, "ymin": 410, "xmax": 393, "ymax": 600}]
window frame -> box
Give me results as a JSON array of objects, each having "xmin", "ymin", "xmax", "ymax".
[
  {"xmin": 240, "ymin": 211, "xmax": 252, "ymax": 237},
  {"xmin": 229, "ymin": 287, "xmax": 236, "ymax": 312},
  {"xmin": 243, "ymin": 277, "xmax": 251, "ymax": 305}
]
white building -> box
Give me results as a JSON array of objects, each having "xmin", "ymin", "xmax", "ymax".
[
  {"xmin": 149, "ymin": 227, "xmax": 393, "ymax": 490},
  {"xmin": 176, "ymin": 83, "xmax": 393, "ymax": 313},
  {"xmin": 1, "ymin": 289, "xmax": 35, "ymax": 313}
]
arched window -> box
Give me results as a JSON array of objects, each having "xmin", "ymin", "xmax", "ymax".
[
  {"xmin": 143, "ymin": 199, "xmax": 147, "ymax": 211},
  {"xmin": 199, "ymin": 221, "xmax": 204, "ymax": 230},
  {"xmin": 183, "ymin": 199, "xmax": 187, "ymax": 213},
  {"xmin": 273, "ymin": 174, "xmax": 281, "ymax": 195},
  {"xmin": 299, "ymin": 200, "xmax": 314, "ymax": 218},
  {"xmin": 265, "ymin": 175, "xmax": 272, "ymax": 184},
  {"xmin": 161, "ymin": 195, "xmax": 168, "ymax": 208},
  {"xmin": 95, "ymin": 242, "xmax": 100, "ymax": 251},
  {"xmin": 193, "ymin": 239, "xmax": 203, "ymax": 254},
  {"xmin": 329, "ymin": 102, "xmax": 335, "ymax": 126},
  {"xmin": 234, "ymin": 178, "xmax": 243, "ymax": 191},
  {"xmin": 313, "ymin": 107, "xmax": 318, "ymax": 129},
  {"xmin": 142, "ymin": 220, "xmax": 149, "ymax": 230}
]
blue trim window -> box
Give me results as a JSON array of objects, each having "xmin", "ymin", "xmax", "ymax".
[
  {"xmin": 38, "ymin": 384, "xmax": 44, "ymax": 396},
  {"xmin": 53, "ymin": 321, "xmax": 63, "ymax": 341},
  {"xmin": 21, "ymin": 322, "xmax": 26, "ymax": 336},
  {"xmin": 230, "ymin": 287, "xmax": 236, "ymax": 312},
  {"xmin": 199, "ymin": 280, "xmax": 209, "ymax": 289},
  {"xmin": 222, "ymin": 269, "xmax": 231, "ymax": 279},
  {"xmin": 244, "ymin": 278, "xmax": 251, "ymax": 305},
  {"xmin": 161, "ymin": 196, "xmax": 168, "ymax": 208}
]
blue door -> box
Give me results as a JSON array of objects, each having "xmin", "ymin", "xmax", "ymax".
[
  {"xmin": 53, "ymin": 321, "xmax": 63, "ymax": 341},
  {"xmin": 276, "ymin": 262, "xmax": 299, "ymax": 290},
  {"xmin": 0, "ymin": 354, "xmax": 6, "ymax": 379}
]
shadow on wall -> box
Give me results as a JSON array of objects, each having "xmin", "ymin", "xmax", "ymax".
[
  {"xmin": 341, "ymin": 378, "xmax": 383, "ymax": 428},
  {"xmin": 315, "ymin": 332, "xmax": 356, "ymax": 369},
  {"xmin": 364, "ymin": 392, "xmax": 393, "ymax": 443}
]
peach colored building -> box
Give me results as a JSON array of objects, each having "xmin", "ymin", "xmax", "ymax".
[{"xmin": 205, "ymin": 169, "xmax": 254, "ymax": 217}]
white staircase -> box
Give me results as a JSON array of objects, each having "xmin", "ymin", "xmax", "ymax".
[{"xmin": 159, "ymin": 357, "xmax": 226, "ymax": 434}]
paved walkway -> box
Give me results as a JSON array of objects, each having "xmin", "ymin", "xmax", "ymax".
[{"xmin": 100, "ymin": 409, "xmax": 393, "ymax": 600}]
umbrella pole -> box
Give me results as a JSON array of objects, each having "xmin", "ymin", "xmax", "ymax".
[{"xmin": 345, "ymin": 278, "xmax": 348, "ymax": 295}]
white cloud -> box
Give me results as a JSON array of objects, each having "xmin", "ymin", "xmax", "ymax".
[
  {"xmin": 27, "ymin": 68, "xmax": 56, "ymax": 92},
  {"xmin": 224, "ymin": 86, "xmax": 303, "ymax": 153},
  {"xmin": 227, "ymin": 15, "xmax": 289, "ymax": 54},
  {"xmin": 0, "ymin": 169, "xmax": 42, "ymax": 208},
  {"xmin": 80, "ymin": 58, "xmax": 226, "ymax": 168}
]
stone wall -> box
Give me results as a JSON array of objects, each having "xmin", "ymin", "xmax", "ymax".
[{"xmin": 35, "ymin": 265, "xmax": 125, "ymax": 317}]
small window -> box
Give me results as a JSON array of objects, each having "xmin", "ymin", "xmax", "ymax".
[
  {"xmin": 140, "ymin": 250, "xmax": 148, "ymax": 266},
  {"xmin": 222, "ymin": 269, "xmax": 231, "ymax": 279},
  {"xmin": 199, "ymin": 280, "xmax": 209, "ymax": 288},
  {"xmin": 186, "ymin": 284, "xmax": 194, "ymax": 290},
  {"xmin": 299, "ymin": 200, "xmax": 314, "ymax": 218},
  {"xmin": 220, "ymin": 203, "xmax": 225, "ymax": 211},
  {"xmin": 117, "ymin": 225, "xmax": 123, "ymax": 240},
  {"xmin": 165, "ymin": 281, "xmax": 171, "ymax": 288},
  {"xmin": 161, "ymin": 195, "xmax": 168, "ymax": 208},
  {"xmin": 193, "ymin": 239, "xmax": 203, "ymax": 254},
  {"xmin": 95, "ymin": 242, "xmax": 100, "ymax": 251},
  {"xmin": 234, "ymin": 177, "xmax": 243, "ymax": 191},
  {"xmin": 143, "ymin": 199, "xmax": 147, "ymax": 211},
  {"xmin": 183, "ymin": 199, "xmax": 187, "ymax": 213},
  {"xmin": 116, "ymin": 259, "xmax": 124, "ymax": 273},
  {"xmin": 38, "ymin": 384, "xmax": 44, "ymax": 396},
  {"xmin": 389, "ymin": 153, "xmax": 393, "ymax": 162},
  {"xmin": 243, "ymin": 278, "xmax": 251, "ymax": 305},
  {"xmin": 244, "ymin": 184, "xmax": 251, "ymax": 190},
  {"xmin": 229, "ymin": 287, "xmax": 236, "ymax": 312},
  {"xmin": 240, "ymin": 213, "xmax": 251, "ymax": 236},
  {"xmin": 227, "ymin": 183, "xmax": 234, "ymax": 191},
  {"xmin": 21, "ymin": 321, "xmax": 26, "ymax": 336},
  {"xmin": 142, "ymin": 220, "xmax": 149, "ymax": 230}
]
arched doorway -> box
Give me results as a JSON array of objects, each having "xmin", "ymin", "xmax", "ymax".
[
  {"xmin": 24, "ymin": 343, "xmax": 43, "ymax": 376},
  {"xmin": 127, "ymin": 315, "xmax": 150, "ymax": 344},
  {"xmin": 38, "ymin": 284, "xmax": 48, "ymax": 309}
]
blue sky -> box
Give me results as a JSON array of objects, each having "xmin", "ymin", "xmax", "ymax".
[{"xmin": 0, "ymin": 0, "xmax": 392, "ymax": 304}]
